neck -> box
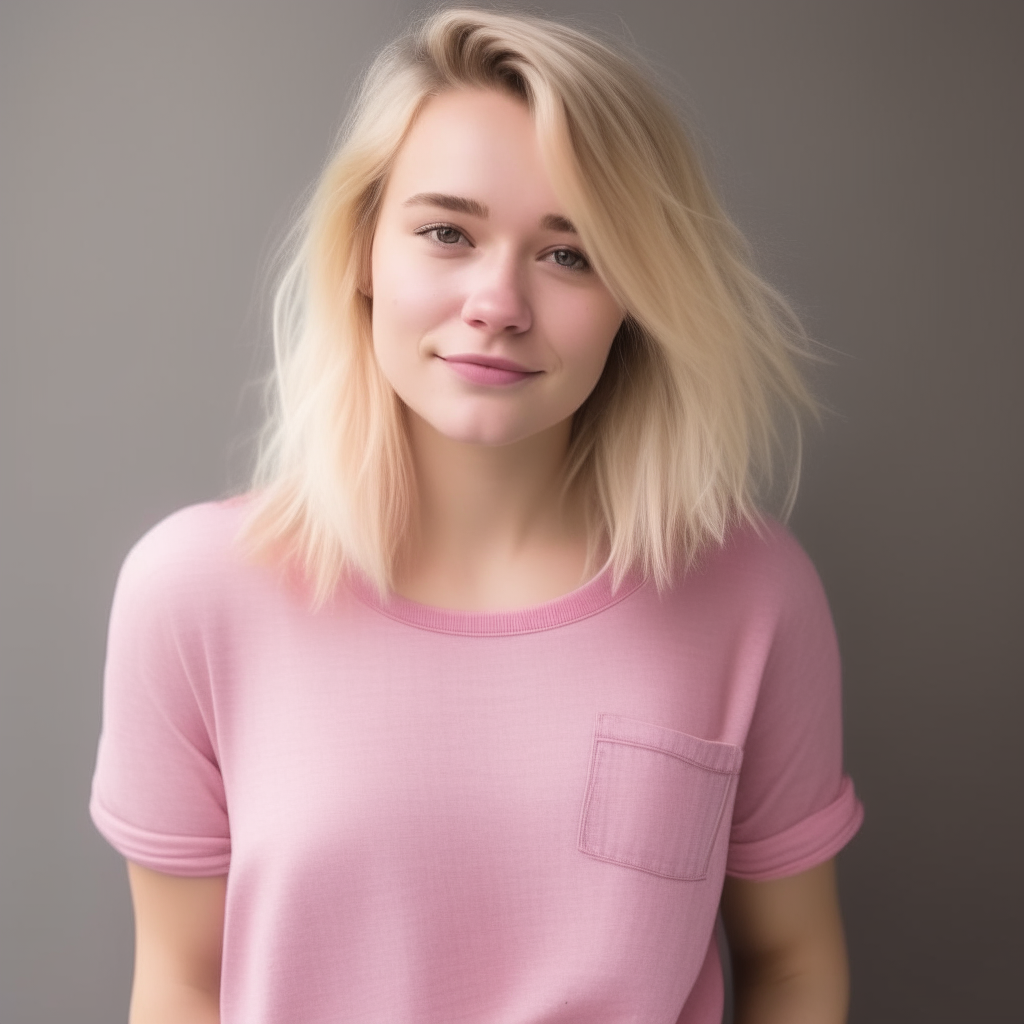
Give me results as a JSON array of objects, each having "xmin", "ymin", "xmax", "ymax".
[{"xmin": 394, "ymin": 411, "xmax": 592, "ymax": 606}]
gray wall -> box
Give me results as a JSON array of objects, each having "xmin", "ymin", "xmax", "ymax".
[{"xmin": 2, "ymin": 2, "xmax": 1020, "ymax": 1021}]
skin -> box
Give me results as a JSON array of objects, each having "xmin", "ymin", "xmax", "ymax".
[
  {"xmin": 722, "ymin": 860, "xmax": 850, "ymax": 1023},
  {"xmin": 126, "ymin": 863, "xmax": 223, "ymax": 1024},
  {"xmin": 368, "ymin": 87, "xmax": 624, "ymax": 610},
  {"xmin": 126, "ymin": 88, "xmax": 850, "ymax": 1023}
]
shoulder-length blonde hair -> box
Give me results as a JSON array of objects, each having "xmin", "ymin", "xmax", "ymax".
[{"xmin": 241, "ymin": 6, "xmax": 816, "ymax": 606}]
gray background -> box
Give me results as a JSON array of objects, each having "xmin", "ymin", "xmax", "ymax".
[{"xmin": 2, "ymin": 1, "xmax": 1021, "ymax": 1021}]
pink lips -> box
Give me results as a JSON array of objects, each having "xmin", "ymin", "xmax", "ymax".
[{"xmin": 440, "ymin": 354, "xmax": 541, "ymax": 387}]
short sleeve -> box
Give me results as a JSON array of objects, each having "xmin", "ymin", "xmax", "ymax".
[
  {"xmin": 726, "ymin": 532, "xmax": 863, "ymax": 880},
  {"xmin": 89, "ymin": 510, "xmax": 231, "ymax": 876}
]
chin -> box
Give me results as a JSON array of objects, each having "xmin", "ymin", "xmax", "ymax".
[
  {"xmin": 424, "ymin": 413, "xmax": 538, "ymax": 448},
  {"xmin": 441, "ymin": 427, "xmax": 530, "ymax": 448}
]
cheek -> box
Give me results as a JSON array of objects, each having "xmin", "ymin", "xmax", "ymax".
[
  {"xmin": 547, "ymin": 291, "xmax": 622, "ymax": 379},
  {"xmin": 371, "ymin": 241, "xmax": 460, "ymax": 343}
]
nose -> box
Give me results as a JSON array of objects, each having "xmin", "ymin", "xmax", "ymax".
[{"xmin": 460, "ymin": 251, "xmax": 532, "ymax": 335}]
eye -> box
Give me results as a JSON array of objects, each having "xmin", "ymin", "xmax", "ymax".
[
  {"xmin": 416, "ymin": 223, "xmax": 469, "ymax": 247},
  {"xmin": 547, "ymin": 247, "xmax": 590, "ymax": 272}
]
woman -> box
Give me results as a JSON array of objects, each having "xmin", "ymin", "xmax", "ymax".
[{"xmin": 91, "ymin": 8, "xmax": 863, "ymax": 1023}]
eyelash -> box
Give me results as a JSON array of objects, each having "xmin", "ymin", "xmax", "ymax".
[{"xmin": 415, "ymin": 222, "xmax": 591, "ymax": 273}]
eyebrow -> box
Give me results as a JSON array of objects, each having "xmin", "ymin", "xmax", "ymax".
[{"xmin": 402, "ymin": 192, "xmax": 577, "ymax": 234}]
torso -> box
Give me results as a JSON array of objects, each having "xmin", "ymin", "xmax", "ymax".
[{"xmin": 91, "ymin": 498, "xmax": 863, "ymax": 1024}]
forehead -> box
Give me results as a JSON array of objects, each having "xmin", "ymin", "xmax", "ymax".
[{"xmin": 384, "ymin": 88, "xmax": 563, "ymax": 213}]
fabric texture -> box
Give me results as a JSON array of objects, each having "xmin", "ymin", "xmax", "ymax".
[{"xmin": 90, "ymin": 497, "xmax": 863, "ymax": 1024}]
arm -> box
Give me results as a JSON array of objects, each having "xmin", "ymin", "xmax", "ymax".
[
  {"xmin": 720, "ymin": 858, "xmax": 849, "ymax": 1024},
  {"xmin": 126, "ymin": 861, "xmax": 226, "ymax": 1024}
]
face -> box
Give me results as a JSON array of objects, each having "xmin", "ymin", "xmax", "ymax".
[{"xmin": 369, "ymin": 88, "xmax": 623, "ymax": 448}]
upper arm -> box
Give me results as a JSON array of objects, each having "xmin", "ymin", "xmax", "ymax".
[
  {"xmin": 721, "ymin": 858, "xmax": 849, "ymax": 1019},
  {"xmin": 126, "ymin": 861, "xmax": 226, "ymax": 1024},
  {"xmin": 725, "ymin": 532, "xmax": 863, "ymax": 883}
]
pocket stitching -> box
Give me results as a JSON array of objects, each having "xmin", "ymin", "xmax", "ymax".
[
  {"xmin": 595, "ymin": 712, "xmax": 743, "ymax": 774},
  {"xmin": 578, "ymin": 725, "xmax": 740, "ymax": 881},
  {"xmin": 592, "ymin": 736, "xmax": 740, "ymax": 776}
]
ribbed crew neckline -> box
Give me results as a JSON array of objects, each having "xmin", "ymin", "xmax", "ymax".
[{"xmin": 346, "ymin": 561, "xmax": 647, "ymax": 636}]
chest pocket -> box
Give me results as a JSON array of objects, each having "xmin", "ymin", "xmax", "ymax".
[{"xmin": 577, "ymin": 713, "xmax": 743, "ymax": 881}]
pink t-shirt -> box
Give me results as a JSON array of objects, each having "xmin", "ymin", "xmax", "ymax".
[{"xmin": 90, "ymin": 497, "xmax": 862, "ymax": 1024}]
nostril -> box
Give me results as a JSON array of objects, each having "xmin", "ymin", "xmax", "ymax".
[{"xmin": 461, "ymin": 289, "xmax": 532, "ymax": 335}]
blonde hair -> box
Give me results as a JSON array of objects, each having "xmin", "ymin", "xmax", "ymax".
[{"xmin": 241, "ymin": 6, "xmax": 817, "ymax": 606}]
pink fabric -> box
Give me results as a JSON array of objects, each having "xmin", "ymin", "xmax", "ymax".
[{"xmin": 90, "ymin": 497, "xmax": 863, "ymax": 1024}]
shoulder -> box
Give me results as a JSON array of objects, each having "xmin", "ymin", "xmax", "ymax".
[
  {"xmin": 122, "ymin": 496, "xmax": 250, "ymax": 578},
  {"xmin": 114, "ymin": 496, "xmax": 258, "ymax": 626},
  {"xmin": 694, "ymin": 515, "xmax": 825, "ymax": 593},
  {"xmin": 676, "ymin": 517, "xmax": 832, "ymax": 632}
]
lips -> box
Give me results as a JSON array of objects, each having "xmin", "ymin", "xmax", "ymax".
[
  {"xmin": 440, "ymin": 353, "xmax": 541, "ymax": 387},
  {"xmin": 442, "ymin": 353, "xmax": 537, "ymax": 373}
]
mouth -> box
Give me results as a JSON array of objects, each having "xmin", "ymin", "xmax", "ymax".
[
  {"xmin": 441, "ymin": 353, "xmax": 538, "ymax": 373},
  {"xmin": 439, "ymin": 353, "xmax": 542, "ymax": 387}
]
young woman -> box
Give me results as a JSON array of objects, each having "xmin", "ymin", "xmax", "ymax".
[{"xmin": 91, "ymin": 8, "xmax": 863, "ymax": 1023}]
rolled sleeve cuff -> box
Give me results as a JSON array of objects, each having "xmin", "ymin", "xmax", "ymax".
[
  {"xmin": 726, "ymin": 775, "xmax": 864, "ymax": 881},
  {"xmin": 90, "ymin": 792, "xmax": 231, "ymax": 877}
]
